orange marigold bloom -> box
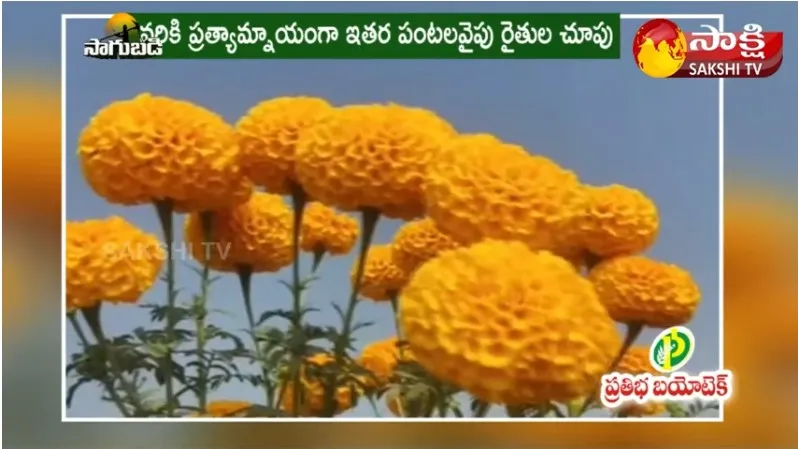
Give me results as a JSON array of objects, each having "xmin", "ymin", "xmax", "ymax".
[
  {"xmin": 237, "ymin": 96, "xmax": 333, "ymax": 194},
  {"xmin": 353, "ymin": 245, "xmax": 410, "ymax": 301},
  {"xmin": 391, "ymin": 218, "xmax": 460, "ymax": 273},
  {"xmin": 425, "ymin": 134, "xmax": 586, "ymax": 251},
  {"xmin": 202, "ymin": 400, "xmax": 252, "ymax": 417},
  {"xmin": 358, "ymin": 337, "xmax": 413, "ymax": 388},
  {"xmin": 78, "ymin": 93, "xmax": 251, "ymax": 212},
  {"xmin": 185, "ymin": 193, "xmax": 294, "ymax": 273},
  {"xmin": 66, "ymin": 216, "xmax": 164, "ymax": 308},
  {"xmin": 295, "ymin": 104, "xmax": 455, "ymax": 220},
  {"xmin": 300, "ymin": 202, "xmax": 359, "ymax": 256},
  {"xmin": 577, "ymin": 184, "xmax": 659, "ymax": 258},
  {"xmin": 616, "ymin": 346, "xmax": 655, "ymax": 375},
  {"xmin": 401, "ymin": 240, "xmax": 621, "ymax": 405},
  {"xmin": 280, "ymin": 353, "xmax": 360, "ymax": 417},
  {"xmin": 589, "ymin": 256, "xmax": 701, "ymax": 328}
]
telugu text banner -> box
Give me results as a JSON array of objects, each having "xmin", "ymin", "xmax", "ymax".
[{"xmin": 134, "ymin": 13, "xmax": 621, "ymax": 59}]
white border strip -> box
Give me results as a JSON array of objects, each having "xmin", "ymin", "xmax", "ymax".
[{"xmin": 60, "ymin": 12, "xmax": 725, "ymax": 423}]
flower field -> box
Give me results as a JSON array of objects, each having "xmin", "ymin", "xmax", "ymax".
[{"xmin": 65, "ymin": 93, "xmax": 707, "ymax": 419}]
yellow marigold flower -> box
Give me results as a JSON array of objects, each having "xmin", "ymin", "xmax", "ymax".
[
  {"xmin": 616, "ymin": 346, "xmax": 655, "ymax": 375},
  {"xmin": 400, "ymin": 240, "xmax": 621, "ymax": 405},
  {"xmin": 619, "ymin": 401, "xmax": 667, "ymax": 417},
  {"xmin": 66, "ymin": 295, "xmax": 99, "ymax": 314},
  {"xmin": 185, "ymin": 193, "xmax": 294, "ymax": 273},
  {"xmin": 589, "ymin": 256, "xmax": 701, "ymax": 328},
  {"xmin": 295, "ymin": 104, "xmax": 454, "ymax": 220},
  {"xmin": 425, "ymin": 134, "xmax": 586, "ymax": 250},
  {"xmin": 300, "ymin": 202, "xmax": 359, "ymax": 256},
  {"xmin": 78, "ymin": 93, "xmax": 252, "ymax": 212},
  {"xmin": 359, "ymin": 337, "xmax": 413, "ymax": 388},
  {"xmin": 202, "ymin": 400, "xmax": 252, "ymax": 417},
  {"xmin": 353, "ymin": 245, "xmax": 410, "ymax": 301},
  {"xmin": 577, "ymin": 184, "xmax": 659, "ymax": 258},
  {"xmin": 66, "ymin": 217, "xmax": 164, "ymax": 306},
  {"xmin": 391, "ymin": 218, "xmax": 460, "ymax": 273},
  {"xmin": 237, "ymin": 96, "xmax": 333, "ymax": 194},
  {"xmin": 280, "ymin": 353, "xmax": 359, "ymax": 417}
]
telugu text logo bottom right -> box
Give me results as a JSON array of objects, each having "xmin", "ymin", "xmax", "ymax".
[
  {"xmin": 633, "ymin": 19, "xmax": 783, "ymax": 79},
  {"xmin": 599, "ymin": 326, "xmax": 734, "ymax": 413}
]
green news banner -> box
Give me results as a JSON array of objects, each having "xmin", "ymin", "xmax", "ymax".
[{"xmin": 134, "ymin": 13, "xmax": 621, "ymax": 59}]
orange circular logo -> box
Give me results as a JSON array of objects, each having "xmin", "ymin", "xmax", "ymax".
[
  {"xmin": 104, "ymin": 13, "xmax": 140, "ymax": 43},
  {"xmin": 632, "ymin": 19, "xmax": 688, "ymax": 78}
]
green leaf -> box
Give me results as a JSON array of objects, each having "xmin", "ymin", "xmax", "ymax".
[{"xmin": 65, "ymin": 378, "xmax": 92, "ymax": 408}]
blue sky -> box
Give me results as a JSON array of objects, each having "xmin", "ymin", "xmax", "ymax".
[{"xmin": 5, "ymin": 0, "xmax": 787, "ymax": 418}]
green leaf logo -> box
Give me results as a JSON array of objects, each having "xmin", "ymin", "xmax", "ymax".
[{"xmin": 649, "ymin": 326, "xmax": 695, "ymax": 373}]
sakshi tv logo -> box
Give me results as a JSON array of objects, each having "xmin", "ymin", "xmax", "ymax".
[
  {"xmin": 632, "ymin": 19, "xmax": 783, "ymax": 79},
  {"xmin": 599, "ymin": 326, "xmax": 734, "ymax": 410},
  {"xmin": 83, "ymin": 12, "xmax": 163, "ymax": 59}
]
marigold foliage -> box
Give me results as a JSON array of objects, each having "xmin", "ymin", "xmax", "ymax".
[
  {"xmin": 358, "ymin": 336, "xmax": 412, "ymax": 388},
  {"xmin": 295, "ymin": 104, "xmax": 454, "ymax": 220},
  {"xmin": 391, "ymin": 218, "xmax": 461, "ymax": 273},
  {"xmin": 578, "ymin": 184, "xmax": 659, "ymax": 258},
  {"xmin": 78, "ymin": 93, "xmax": 252, "ymax": 212},
  {"xmin": 237, "ymin": 96, "xmax": 333, "ymax": 194},
  {"xmin": 280, "ymin": 353, "xmax": 359, "ymax": 417},
  {"xmin": 589, "ymin": 256, "xmax": 701, "ymax": 328},
  {"xmin": 300, "ymin": 202, "xmax": 359, "ymax": 256},
  {"xmin": 425, "ymin": 134, "xmax": 586, "ymax": 251},
  {"xmin": 385, "ymin": 389, "xmax": 407, "ymax": 417},
  {"xmin": 384, "ymin": 385, "xmax": 436, "ymax": 418},
  {"xmin": 353, "ymin": 245, "xmax": 410, "ymax": 301},
  {"xmin": 198, "ymin": 400, "xmax": 252, "ymax": 417},
  {"xmin": 185, "ymin": 193, "xmax": 294, "ymax": 273},
  {"xmin": 401, "ymin": 240, "xmax": 621, "ymax": 405},
  {"xmin": 66, "ymin": 216, "xmax": 164, "ymax": 309}
]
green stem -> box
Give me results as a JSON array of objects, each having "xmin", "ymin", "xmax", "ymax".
[
  {"xmin": 437, "ymin": 388, "xmax": 448, "ymax": 417},
  {"xmin": 68, "ymin": 312, "xmax": 131, "ymax": 417},
  {"xmin": 311, "ymin": 247, "xmax": 325, "ymax": 274},
  {"xmin": 194, "ymin": 210, "xmax": 214, "ymax": 412},
  {"xmin": 389, "ymin": 292, "xmax": 407, "ymax": 361},
  {"xmin": 236, "ymin": 265, "xmax": 274, "ymax": 406},
  {"xmin": 289, "ymin": 184, "xmax": 308, "ymax": 417},
  {"xmin": 389, "ymin": 293, "xmax": 402, "ymax": 339},
  {"xmin": 322, "ymin": 207, "xmax": 380, "ymax": 417},
  {"xmin": 577, "ymin": 322, "xmax": 644, "ymax": 416},
  {"xmin": 80, "ymin": 305, "xmax": 145, "ymax": 416},
  {"xmin": 506, "ymin": 404, "xmax": 526, "ymax": 418},
  {"xmin": 472, "ymin": 400, "xmax": 491, "ymax": 418},
  {"xmin": 153, "ymin": 199, "xmax": 177, "ymax": 416}
]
